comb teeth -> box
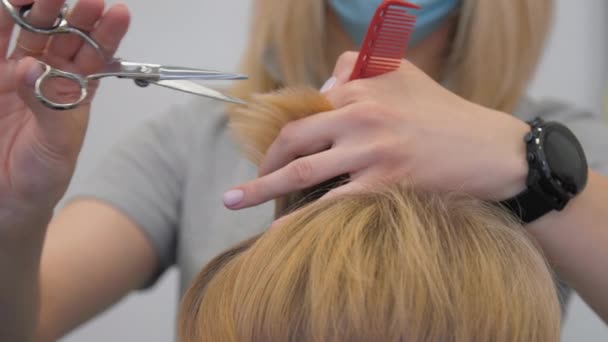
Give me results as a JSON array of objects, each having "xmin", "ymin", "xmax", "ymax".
[{"xmin": 349, "ymin": 1, "xmax": 419, "ymax": 80}]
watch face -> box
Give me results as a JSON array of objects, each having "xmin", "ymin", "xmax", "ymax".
[{"xmin": 543, "ymin": 126, "xmax": 588, "ymax": 194}]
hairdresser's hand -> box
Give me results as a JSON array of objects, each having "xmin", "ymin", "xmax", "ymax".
[
  {"xmin": 0, "ymin": 0, "xmax": 129, "ymax": 220},
  {"xmin": 225, "ymin": 51, "xmax": 530, "ymax": 209}
]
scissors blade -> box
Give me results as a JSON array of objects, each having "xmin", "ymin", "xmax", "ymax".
[
  {"xmin": 153, "ymin": 80, "xmax": 246, "ymax": 105},
  {"xmin": 158, "ymin": 66, "xmax": 248, "ymax": 81}
]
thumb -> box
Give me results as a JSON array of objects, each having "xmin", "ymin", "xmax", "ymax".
[
  {"xmin": 320, "ymin": 51, "xmax": 359, "ymax": 93},
  {"xmin": 15, "ymin": 57, "xmax": 56, "ymax": 115}
]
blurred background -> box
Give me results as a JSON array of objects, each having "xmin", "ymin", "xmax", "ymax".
[{"xmin": 51, "ymin": 0, "xmax": 607, "ymax": 340}]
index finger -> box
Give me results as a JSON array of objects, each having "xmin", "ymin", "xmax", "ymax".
[{"xmin": 225, "ymin": 148, "xmax": 359, "ymax": 210}]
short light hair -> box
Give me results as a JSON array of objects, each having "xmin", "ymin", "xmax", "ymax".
[
  {"xmin": 229, "ymin": 0, "xmax": 554, "ymax": 112},
  {"xmin": 178, "ymin": 87, "xmax": 562, "ymax": 341}
]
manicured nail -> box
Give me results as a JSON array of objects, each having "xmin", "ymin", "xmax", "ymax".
[
  {"xmin": 25, "ymin": 62, "xmax": 44, "ymax": 86},
  {"xmin": 223, "ymin": 189, "xmax": 244, "ymax": 207},
  {"xmin": 320, "ymin": 76, "xmax": 336, "ymax": 93}
]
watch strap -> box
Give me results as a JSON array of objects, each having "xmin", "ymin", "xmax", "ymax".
[{"xmin": 500, "ymin": 186, "xmax": 556, "ymax": 223}]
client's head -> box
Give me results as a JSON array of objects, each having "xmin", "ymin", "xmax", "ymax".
[{"xmin": 178, "ymin": 88, "xmax": 561, "ymax": 341}]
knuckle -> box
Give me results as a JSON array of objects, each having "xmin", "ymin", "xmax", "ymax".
[
  {"xmin": 350, "ymin": 102, "xmax": 384, "ymax": 126},
  {"xmin": 344, "ymin": 80, "xmax": 368, "ymax": 101},
  {"xmin": 366, "ymin": 140, "xmax": 393, "ymax": 158},
  {"xmin": 366, "ymin": 136, "xmax": 407, "ymax": 163},
  {"xmin": 277, "ymin": 122, "xmax": 298, "ymax": 147},
  {"xmin": 288, "ymin": 158, "xmax": 315, "ymax": 186}
]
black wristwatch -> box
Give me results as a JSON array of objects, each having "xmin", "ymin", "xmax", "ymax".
[{"xmin": 500, "ymin": 117, "xmax": 588, "ymax": 223}]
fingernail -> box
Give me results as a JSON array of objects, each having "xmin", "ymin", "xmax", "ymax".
[
  {"xmin": 25, "ymin": 62, "xmax": 44, "ymax": 86},
  {"xmin": 320, "ymin": 76, "xmax": 336, "ymax": 93},
  {"xmin": 223, "ymin": 189, "xmax": 244, "ymax": 207}
]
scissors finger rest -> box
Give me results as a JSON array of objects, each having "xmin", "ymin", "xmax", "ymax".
[{"xmin": 1, "ymin": 0, "xmax": 105, "ymax": 57}]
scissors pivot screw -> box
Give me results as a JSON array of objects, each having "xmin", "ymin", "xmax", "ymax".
[{"xmin": 139, "ymin": 66, "xmax": 152, "ymax": 74}]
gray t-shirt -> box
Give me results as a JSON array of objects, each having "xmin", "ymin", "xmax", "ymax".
[{"xmin": 69, "ymin": 96, "xmax": 608, "ymax": 296}]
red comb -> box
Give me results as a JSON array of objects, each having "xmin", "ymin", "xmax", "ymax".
[{"xmin": 349, "ymin": 0, "xmax": 419, "ymax": 81}]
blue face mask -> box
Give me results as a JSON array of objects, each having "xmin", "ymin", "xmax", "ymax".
[{"xmin": 328, "ymin": 0, "xmax": 460, "ymax": 48}]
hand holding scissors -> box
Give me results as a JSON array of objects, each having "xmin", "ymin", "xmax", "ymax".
[
  {"xmin": 2, "ymin": 0, "xmax": 248, "ymax": 110},
  {"xmin": 0, "ymin": 0, "xmax": 246, "ymax": 221}
]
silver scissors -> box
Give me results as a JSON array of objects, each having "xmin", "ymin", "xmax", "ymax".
[{"xmin": 2, "ymin": 0, "xmax": 248, "ymax": 110}]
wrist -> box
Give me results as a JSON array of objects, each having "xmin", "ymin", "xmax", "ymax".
[
  {"xmin": 496, "ymin": 118, "xmax": 529, "ymax": 200},
  {"xmin": 0, "ymin": 202, "xmax": 53, "ymax": 242}
]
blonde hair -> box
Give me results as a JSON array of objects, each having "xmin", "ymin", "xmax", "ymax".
[
  {"xmin": 178, "ymin": 88, "xmax": 562, "ymax": 341},
  {"xmin": 229, "ymin": 0, "xmax": 554, "ymax": 112}
]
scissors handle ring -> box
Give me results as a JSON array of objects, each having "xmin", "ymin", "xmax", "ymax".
[
  {"xmin": 34, "ymin": 63, "xmax": 89, "ymax": 111},
  {"xmin": 14, "ymin": 3, "xmax": 68, "ymax": 33},
  {"xmin": 2, "ymin": 1, "xmax": 106, "ymax": 59}
]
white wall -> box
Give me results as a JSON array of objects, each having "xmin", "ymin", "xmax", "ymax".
[{"xmin": 59, "ymin": 0, "xmax": 607, "ymax": 341}]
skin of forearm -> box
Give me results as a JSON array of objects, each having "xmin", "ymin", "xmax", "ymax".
[
  {"xmin": 0, "ymin": 210, "xmax": 52, "ymax": 342},
  {"xmin": 527, "ymin": 170, "xmax": 608, "ymax": 322}
]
